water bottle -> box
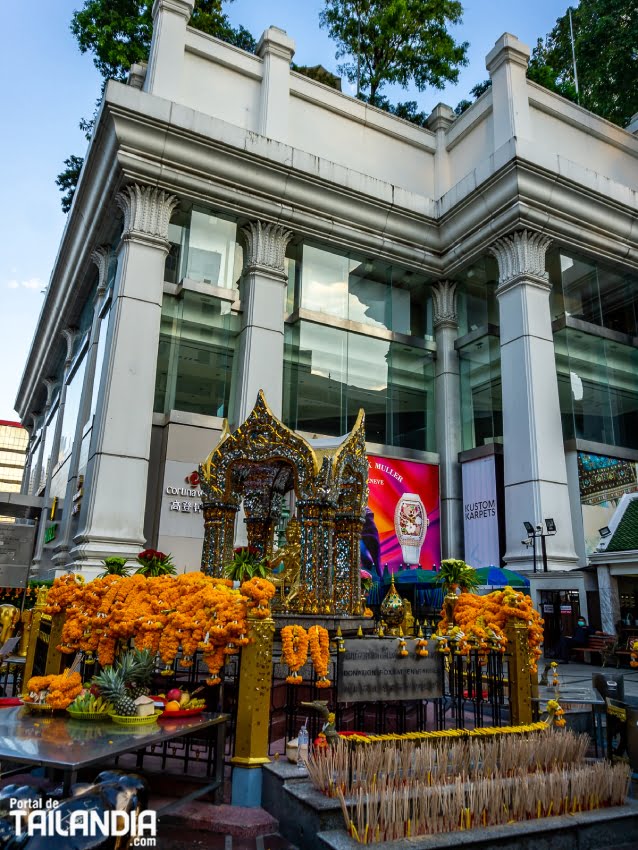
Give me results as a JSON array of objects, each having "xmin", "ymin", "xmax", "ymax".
[{"xmin": 297, "ymin": 721, "xmax": 309, "ymax": 767}]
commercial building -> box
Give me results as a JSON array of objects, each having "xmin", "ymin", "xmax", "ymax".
[
  {"xmin": 0, "ymin": 421, "xmax": 28, "ymax": 522},
  {"xmin": 13, "ymin": 2, "xmax": 638, "ymax": 636}
]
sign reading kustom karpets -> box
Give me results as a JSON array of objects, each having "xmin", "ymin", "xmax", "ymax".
[
  {"xmin": 336, "ymin": 639, "xmax": 443, "ymax": 702},
  {"xmin": 462, "ymin": 456, "xmax": 500, "ymax": 569}
]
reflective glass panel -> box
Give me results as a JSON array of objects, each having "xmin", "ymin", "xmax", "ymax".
[
  {"xmin": 458, "ymin": 334, "xmax": 502, "ymax": 450},
  {"xmin": 58, "ymin": 354, "xmax": 87, "ymax": 466},
  {"xmin": 164, "ymin": 208, "xmax": 242, "ymax": 289},
  {"xmin": 154, "ymin": 292, "xmax": 238, "ymax": 417}
]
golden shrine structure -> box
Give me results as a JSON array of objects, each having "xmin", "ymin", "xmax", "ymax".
[{"xmin": 198, "ymin": 391, "xmax": 369, "ymax": 617}]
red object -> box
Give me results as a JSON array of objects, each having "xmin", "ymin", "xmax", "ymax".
[
  {"xmin": 166, "ymin": 689, "xmax": 182, "ymax": 702},
  {"xmin": 159, "ymin": 707, "xmax": 205, "ymax": 718},
  {"xmin": 463, "ymin": 689, "xmax": 489, "ymax": 700},
  {"xmin": 0, "ymin": 698, "xmax": 23, "ymax": 707},
  {"xmin": 338, "ymin": 730, "xmax": 368, "ymax": 738}
]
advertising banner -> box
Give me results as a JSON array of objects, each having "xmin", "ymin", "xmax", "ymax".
[
  {"xmin": 462, "ymin": 456, "xmax": 500, "ymax": 568},
  {"xmin": 578, "ymin": 451, "xmax": 638, "ymax": 554},
  {"xmin": 363, "ymin": 455, "xmax": 440, "ymax": 578}
]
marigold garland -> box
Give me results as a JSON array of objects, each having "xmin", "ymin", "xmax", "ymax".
[
  {"xmin": 437, "ymin": 586, "xmax": 544, "ymax": 673},
  {"xmin": 630, "ymin": 640, "xmax": 638, "ymax": 669},
  {"xmin": 308, "ymin": 625, "xmax": 331, "ymax": 688},
  {"xmin": 281, "ymin": 625, "xmax": 309, "ymax": 684},
  {"xmin": 25, "ymin": 672, "xmax": 83, "ymax": 709},
  {"xmin": 42, "ymin": 572, "xmax": 276, "ymax": 680}
]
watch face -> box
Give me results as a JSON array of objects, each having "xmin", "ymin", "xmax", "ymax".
[{"xmin": 395, "ymin": 494, "xmax": 429, "ymax": 546}]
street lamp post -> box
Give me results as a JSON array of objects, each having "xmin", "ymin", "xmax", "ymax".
[{"xmin": 523, "ymin": 519, "xmax": 557, "ymax": 573}]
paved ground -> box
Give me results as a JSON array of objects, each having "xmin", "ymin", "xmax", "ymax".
[
  {"xmin": 545, "ymin": 655, "xmax": 638, "ymax": 698},
  {"xmin": 156, "ymin": 828, "xmax": 297, "ymax": 849}
]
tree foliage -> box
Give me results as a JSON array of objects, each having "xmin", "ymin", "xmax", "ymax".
[
  {"xmin": 529, "ymin": 0, "xmax": 637, "ymax": 127},
  {"xmin": 58, "ymin": 0, "xmax": 256, "ymax": 212},
  {"xmin": 319, "ymin": 0, "xmax": 468, "ymax": 105}
]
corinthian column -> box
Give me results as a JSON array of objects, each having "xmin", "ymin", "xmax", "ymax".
[
  {"xmin": 490, "ymin": 230, "xmax": 577, "ymax": 571},
  {"xmin": 432, "ymin": 280, "xmax": 462, "ymax": 560},
  {"xmin": 70, "ymin": 184, "xmax": 179, "ymax": 573},
  {"xmin": 231, "ymin": 220, "xmax": 293, "ymax": 424}
]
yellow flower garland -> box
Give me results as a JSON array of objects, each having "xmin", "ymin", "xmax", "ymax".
[
  {"xmin": 281, "ymin": 625, "xmax": 309, "ymax": 684},
  {"xmin": 308, "ymin": 625, "xmax": 331, "ymax": 688}
]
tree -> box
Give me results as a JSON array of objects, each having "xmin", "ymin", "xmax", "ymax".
[
  {"xmin": 319, "ymin": 0, "xmax": 468, "ymax": 106},
  {"xmin": 58, "ymin": 0, "xmax": 256, "ymax": 211},
  {"xmin": 531, "ymin": 0, "xmax": 637, "ymax": 127}
]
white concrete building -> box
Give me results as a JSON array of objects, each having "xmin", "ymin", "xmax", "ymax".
[{"xmin": 14, "ymin": 1, "xmax": 638, "ymax": 646}]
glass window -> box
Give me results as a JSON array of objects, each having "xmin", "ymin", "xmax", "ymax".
[
  {"xmin": 458, "ymin": 334, "xmax": 502, "ymax": 451},
  {"xmin": 456, "ymin": 256, "xmax": 500, "ymax": 336},
  {"xmin": 298, "ymin": 245, "xmax": 433, "ymax": 338},
  {"xmin": 164, "ymin": 208, "xmax": 242, "ymax": 289},
  {"xmin": 90, "ymin": 308, "xmax": 110, "ymax": 422},
  {"xmin": 283, "ymin": 321, "xmax": 435, "ymax": 451},
  {"xmin": 58, "ymin": 354, "xmax": 87, "ymax": 466},
  {"xmin": 554, "ymin": 328, "xmax": 638, "ymax": 449},
  {"xmin": 154, "ymin": 292, "xmax": 238, "ymax": 417},
  {"xmin": 549, "ymin": 249, "xmax": 638, "ymax": 336}
]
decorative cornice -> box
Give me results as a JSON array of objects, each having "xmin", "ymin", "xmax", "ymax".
[
  {"xmin": 116, "ymin": 184, "xmax": 179, "ymax": 248},
  {"xmin": 431, "ymin": 280, "xmax": 458, "ymax": 330},
  {"xmin": 241, "ymin": 220, "xmax": 293, "ymax": 277},
  {"xmin": 90, "ymin": 246, "xmax": 112, "ymax": 294},
  {"xmin": 60, "ymin": 328, "xmax": 78, "ymax": 366},
  {"xmin": 489, "ymin": 230, "xmax": 552, "ymax": 292},
  {"xmin": 152, "ymin": 0, "xmax": 194, "ymax": 22}
]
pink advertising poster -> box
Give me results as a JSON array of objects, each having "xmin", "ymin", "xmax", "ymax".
[{"xmin": 361, "ymin": 454, "xmax": 440, "ymax": 578}]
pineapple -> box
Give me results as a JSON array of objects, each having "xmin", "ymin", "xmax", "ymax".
[
  {"xmin": 127, "ymin": 649, "xmax": 155, "ymax": 698},
  {"xmin": 93, "ymin": 666, "xmax": 137, "ymax": 717}
]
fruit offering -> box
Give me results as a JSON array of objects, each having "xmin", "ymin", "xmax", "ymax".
[
  {"xmin": 161, "ymin": 688, "xmax": 206, "ymax": 712},
  {"xmin": 67, "ymin": 691, "xmax": 111, "ymax": 715},
  {"xmin": 92, "ymin": 648, "xmax": 156, "ymax": 717}
]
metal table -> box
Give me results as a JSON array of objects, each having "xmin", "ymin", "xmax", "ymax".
[
  {"xmin": 0, "ymin": 707, "xmax": 227, "ymax": 806},
  {"xmin": 533, "ymin": 686, "xmax": 605, "ymax": 756}
]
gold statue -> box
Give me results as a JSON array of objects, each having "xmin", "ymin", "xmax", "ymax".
[
  {"xmin": 401, "ymin": 598, "xmax": 415, "ymax": 636},
  {"xmin": 0, "ymin": 605, "xmax": 20, "ymax": 647},
  {"xmin": 18, "ymin": 609, "xmax": 32, "ymax": 657},
  {"xmin": 270, "ymin": 518, "xmax": 302, "ymax": 607}
]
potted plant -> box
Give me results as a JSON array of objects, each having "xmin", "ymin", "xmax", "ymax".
[
  {"xmin": 98, "ymin": 557, "xmax": 131, "ymax": 578},
  {"xmin": 435, "ymin": 559, "xmax": 480, "ymax": 593},
  {"xmin": 135, "ymin": 549, "xmax": 176, "ymax": 577},
  {"xmin": 223, "ymin": 547, "xmax": 270, "ymax": 583}
]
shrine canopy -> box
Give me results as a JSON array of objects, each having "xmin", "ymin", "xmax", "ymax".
[{"xmin": 198, "ymin": 391, "xmax": 369, "ymax": 616}]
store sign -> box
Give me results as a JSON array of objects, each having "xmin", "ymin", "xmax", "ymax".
[
  {"xmin": 43, "ymin": 524, "xmax": 57, "ymax": 544},
  {"xmin": 462, "ymin": 456, "xmax": 500, "ymax": 569},
  {"xmin": 337, "ymin": 639, "xmax": 443, "ymax": 702},
  {"xmin": 365, "ymin": 455, "xmax": 440, "ymax": 576},
  {"xmin": 543, "ymin": 604, "xmax": 555, "ymax": 614},
  {"xmin": 165, "ymin": 483, "xmax": 203, "ymax": 514},
  {"xmin": 159, "ymin": 461, "xmax": 205, "ymax": 541},
  {"xmin": 560, "ymin": 605, "xmax": 573, "ymax": 614}
]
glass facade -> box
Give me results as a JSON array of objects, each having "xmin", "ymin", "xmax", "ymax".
[
  {"xmin": 458, "ymin": 333, "xmax": 502, "ymax": 451},
  {"xmin": 154, "ymin": 291, "xmax": 238, "ymax": 417},
  {"xmin": 554, "ymin": 328, "xmax": 638, "ymax": 449},
  {"xmin": 291, "ymin": 244, "xmax": 432, "ymax": 338},
  {"xmin": 548, "ymin": 249, "xmax": 638, "ymax": 335},
  {"xmin": 456, "ymin": 255, "xmax": 500, "ymax": 336},
  {"xmin": 283, "ymin": 321, "xmax": 435, "ymax": 451},
  {"xmin": 58, "ymin": 354, "xmax": 87, "ymax": 467},
  {"xmin": 165, "ymin": 208, "xmax": 242, "ymax": 289}
]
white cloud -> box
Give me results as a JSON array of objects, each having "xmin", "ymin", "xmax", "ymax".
[{"xmin": 6, "ymin": 277, "xmax": 43, "ymax": 291}]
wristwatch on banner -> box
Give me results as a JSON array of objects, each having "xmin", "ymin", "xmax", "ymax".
[{"xmin": 394, "ymin": 493, "xmax": 429, "ymax": 565}]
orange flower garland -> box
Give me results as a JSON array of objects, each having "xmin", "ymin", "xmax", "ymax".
[
  {"xmin": 41, "ymin": 572, "xmax": 274, "ymax": 679},
  {"xmin": 308, "ymin": 625, "xmax": 331, "ymax": 688},
  {"xmin": 438, "ymin": 586, "xmax": 544, "ymax": 673},
  {"xmin": 281, "ymin": 625, "xmax": 309, "ymax": 684},
  {"xmin": 630, "ymin": 640, "xmax": 638, "ymax": 668},
  {"xmin": 25, "ymin": 672, "xmax": 83, "ymax": 709}
]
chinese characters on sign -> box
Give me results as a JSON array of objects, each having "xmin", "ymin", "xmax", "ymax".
[{"xmin": 166, "ymin": 485, "xmax": 203, "ymax": 514}]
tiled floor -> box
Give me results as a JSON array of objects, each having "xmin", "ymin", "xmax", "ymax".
[{"xmin": 157, "ymin": 827, "xmax": 297, "ymax": 849}]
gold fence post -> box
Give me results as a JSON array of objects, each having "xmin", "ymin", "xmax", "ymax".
[
  {"xmin": 506, "ymin": 619, "xmax": 533, "ymax": 725},
  {"xmin": 23, "ymin": 587, "xmax": 48, "ymax": 684},
  {"xmin": 231, "ymin": 611, "xmax": 275, "ymax": 806},
  {"xmin": 45, "ymin": 613, "xmax": 65, "ymax": 675}
]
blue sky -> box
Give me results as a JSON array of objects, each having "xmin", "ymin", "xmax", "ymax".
[{"xmin": 0, "ymin": 0, "xmax": 569, "ymax": 421}]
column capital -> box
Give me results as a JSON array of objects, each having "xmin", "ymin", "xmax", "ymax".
[
  {"xmin": 256, "ymin": 26, "xmax": 295, "ymax": 62},
  {"xmin": 431, "ymin": 280, "xmax": 458, "ymax": 330},
  {"xmin": 90, "ymin": 246, "xmax": 112, "ymax": 294},
  {"xmin": 116, "ymin": 183, "xmax": 179, "ymax": 249},
  {"xmin": 485, "ymin": 32, "xmax": 530, "ymax": 76},
  {"xmin": 489, "ymin": 230, "xmax": 552, "ymax": 293},
  {"xmin": 42, "ymin": 378, "xmax": 58, "ymax": 411},
  {"xmin": 60, "ymin": 327, "xmax": 79, "ymax": 367},
  {"xmin": 241, "ymin": 220, "xmax": 293, "ymax": 278}
]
